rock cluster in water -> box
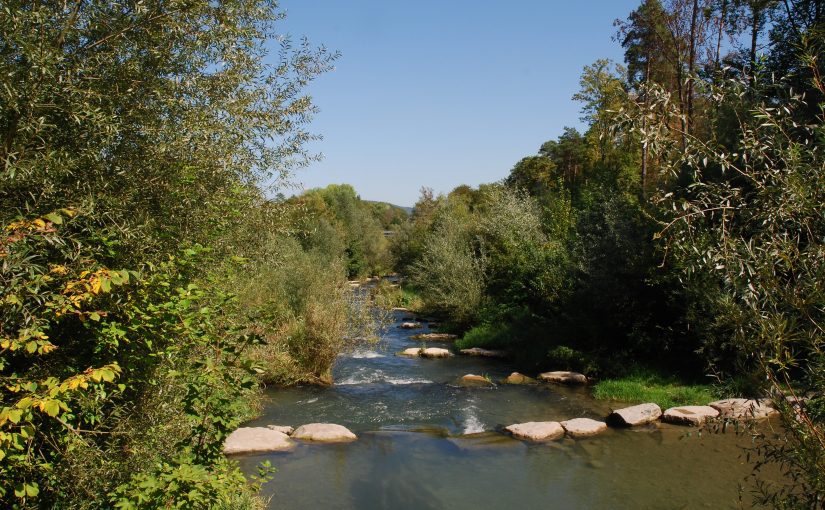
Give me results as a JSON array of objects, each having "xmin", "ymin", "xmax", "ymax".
[{"xmin": 224, "ymin": 423, "xmax": 357, "ymax": 454}]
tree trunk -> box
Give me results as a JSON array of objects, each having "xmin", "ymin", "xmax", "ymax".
[
  {"xmin": 687, "ymin": 0, "xmax": 699, "ymax": 136},
  {"xmin": 750, "ymin": 4, "xmax": 760, "ymax": 89},
  {"xmin": 715, "ymin": 0, "xmax": 728, "ymax": 69},
  {"xmin": 642, "ymin": 58, "xmax": 650, "ymax": 197}
]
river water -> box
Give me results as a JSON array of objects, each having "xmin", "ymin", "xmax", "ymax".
[{"xmin": 238, "ymin": 309, "xmax": 762, "ymax": 509}]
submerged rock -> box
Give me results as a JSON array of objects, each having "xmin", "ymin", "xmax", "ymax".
[
  {"xmin": 609, "ymin": 403, "xmax": 662, "ymax": 427},
  {"xmin": 662, "ymin": 406, "xmax": 719, "ymax": 426},
  {"xmin": 397, "ymin": 347, "xmax": 422, "ymax": 357},
  {"xmin": 266, "ymin": 425, "xmax": 295, "ymax": 435},
  {"xmin": 501, "ymin": 372, "xmax": 537, "ymax": 385},
  {"xmin": 457, "ymin": 374, "xmax": 495, "ymax": 387},
  {"xmin": 410, "ymin": 333, "xmax": 458, "ymax": 342},
  {"xmin": 560, "ymin": 418, "xmax": 608, "ymax": 438},
  {"xmin": 448, "ymin": 431, "xmax": 517, "ymax": 451},
  {"xmin": 708, "ymin": 399, "xmax": 778, "ymax": 420},
  {"xmin": 399, "ymin": 322, "xmax": 423, "ymax": 329},
  {"xmin": 292, "ymin": 423, "xmax": 357, "ymax": 443},
  {"xmin": 223, "ymin": 427, "xmax": 295, "ymax": 454},
  {"xmin": 420, "ymin": 347, "xmax": 452, "ymax": 358},
  {"xmin": 504, "ymin": 421, "xmax": 564, "ymax": 441},
  {"xmin": 538, "ymin": 371, "xmax": 588, "ymax": 385},
  {"xmin": 459, "ymin": 347, "xmax": 508, "ymax": 358}
]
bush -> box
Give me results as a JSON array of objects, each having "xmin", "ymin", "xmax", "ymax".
[{"xmin": 0, "ymin": 213, "xmax": 263, "ymax": 508}]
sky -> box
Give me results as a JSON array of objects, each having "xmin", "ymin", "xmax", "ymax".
[{"xmin": 277, "ymin": 0, "xmax": 641, "ymax": 207}]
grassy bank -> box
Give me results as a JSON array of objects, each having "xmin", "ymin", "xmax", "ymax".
[{"xmin": 592, "ymin": 371, "xmax": 720, "ymax": 410}]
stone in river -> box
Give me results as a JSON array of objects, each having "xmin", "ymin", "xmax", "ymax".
[
  {"xmin": 223, "ymin": 427, "xmax": 295, "ymax": 454},
  {"xmin": 410, "ymin": 333, "xmax": 458, "ymax": 342},
  {"xmin": 708, "ymin": 398, "xmax": 778, "ymax": 420},
  {"xmin": 460, "ymin": 347, "xmax": 508, "ymax": 358},
  {"xmin": 560, "ymin": 418, "xmax": 608, "ymax": 438},
  {"xmin": 292, "ymin": 423, "xmax": 357, "ymax": 443},
  {"xmin": 504, "ymin": 421, "xmax": 564, "ymax": 441},
  {"xmin": 458, "ymin": 374, "xmax": 495, "ymax": 387},
  {"xmin": 399, "ymin": 322, "xmax": 422, "ymax": 329},
  {"xmin": 501, "ymin": 372, "xmax": 538, "ymax": 385},
  {"xmin": 420, "ymin": 347, "xmax": 452, "ymax": 358},
  {"xmin": 662, "ymin": 406, "xmax": 719, "ymax": 426},
  {"xmin": 397, "ymin": 347, "xmax": 422, "ymax": 357},
  {"xmin": 608, "ymin": 403, "xmax": 662, "ymax": 427},
  {"xmin": 266, "ymin": 425, "xmax": 295, "ymax": 435},
  {"xmin": 391, "ymin": 307, "xmax": 409, "ymax": 312},
  {"xmin": 538, "ymin": 371, "xmax": 588, "ymax": 385}
]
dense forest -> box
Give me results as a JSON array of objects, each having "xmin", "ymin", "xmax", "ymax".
[{"xmin": 0, "ymin": 0, "xmax": 822, "ymax": 508}]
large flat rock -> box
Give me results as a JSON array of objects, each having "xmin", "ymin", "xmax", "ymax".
[
  {"xmin": 561, "ymin": 418, "xmax": 608, "ymax": 438},
  {"xmin": 457, "ymin": 374, "xmax": 495, "ymax": 387},
  {"xmin": 420, "ymin": 347, "xmax": 452, "ymax": 358},
  {"xmin": 501, "ymin": 372, "xmax": 537, "ymax": 385},
  {"xmin": 505, "ymin": 421, "xmax": 564, "ymax": 441},
  {"xmin": 538, "ymin": 371, "xmax": 588, "ymax": 385},
  {"xmin": 397, "ymin": 347, "xmax": 422, "ymax": 357},
  {"xmin": 460, "ymin": 347, "xmax": 508, "ymax": 358},
  {"xmin": 292, "ymin": 423, "xmax": 357, "ymax": 443},
  {"xmin": 609, "ymin": 403, "xmax": 662, "ymax": 427},
  {"xmin": 410, "ymin": 333, "xmax": 458, "ymax": 342},
  {"xmin": 224, "ymin": 427, "xmax": 295, "ymax": 455},
  {"xmin": 662, "ymin": 406, "xmax": 719, "ymax": 426},
  {"xmin": 708, "ymin": 398, "xmax": 778, "ymax": 419}
]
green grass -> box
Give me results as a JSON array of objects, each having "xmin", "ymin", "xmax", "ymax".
[
  {"xmin": 455, "ymin": 323, "xmax": 511, "ymax": 350},
  {"xmin": 592, "ymin": 371, "xmax": 719, "ymax": 410}
]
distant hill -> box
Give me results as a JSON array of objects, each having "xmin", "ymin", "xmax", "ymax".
[{"xmin": 364, "ymin": 200, "xmax": 411, "ymax": 230}]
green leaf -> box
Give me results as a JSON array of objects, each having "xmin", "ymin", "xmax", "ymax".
[
  {"xmin": 44, "ymin": 212, "xmax": 63, "ymax": 224},
  {"xmin": 42, "ymin": 400, "xmax": 60, "ymax": 417},
  {"xmin": 8, "ymin": 409, "xmax": 23, "ymax": 423}
]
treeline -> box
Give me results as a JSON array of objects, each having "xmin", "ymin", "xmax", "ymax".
[
  {"xmin": 0, "ymin": 2, "xmax": 393, "ymax": 509},
  {"xmin": 394, "ymin": 0, "xmax": 823, "ymax": 505}
]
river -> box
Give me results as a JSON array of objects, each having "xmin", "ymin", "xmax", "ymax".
[{"xmin": 238, "ymin": 308, "xmax": 762, "ymax": 509}]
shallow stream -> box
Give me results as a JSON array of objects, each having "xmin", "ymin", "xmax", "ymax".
[{"xmin": 238, "ymin": 309, "xmax": 762, "ymax": 509}]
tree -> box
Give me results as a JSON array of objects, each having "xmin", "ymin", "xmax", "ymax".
[
  {"xmin": 0, "ymin": 0, "xmax": 337, "ymax": 261},
  {"xmin": 634, "ymin": 72, "xmax": 825, "ymax": 509},
  {"xmin": 572, "ymin": 60, "xmax": 631, "ymax": 165}
]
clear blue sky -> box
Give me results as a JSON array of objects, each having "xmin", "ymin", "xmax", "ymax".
[{"xmin": 278, "ymin": 0, "xmax": 641, "ymax": 207}]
